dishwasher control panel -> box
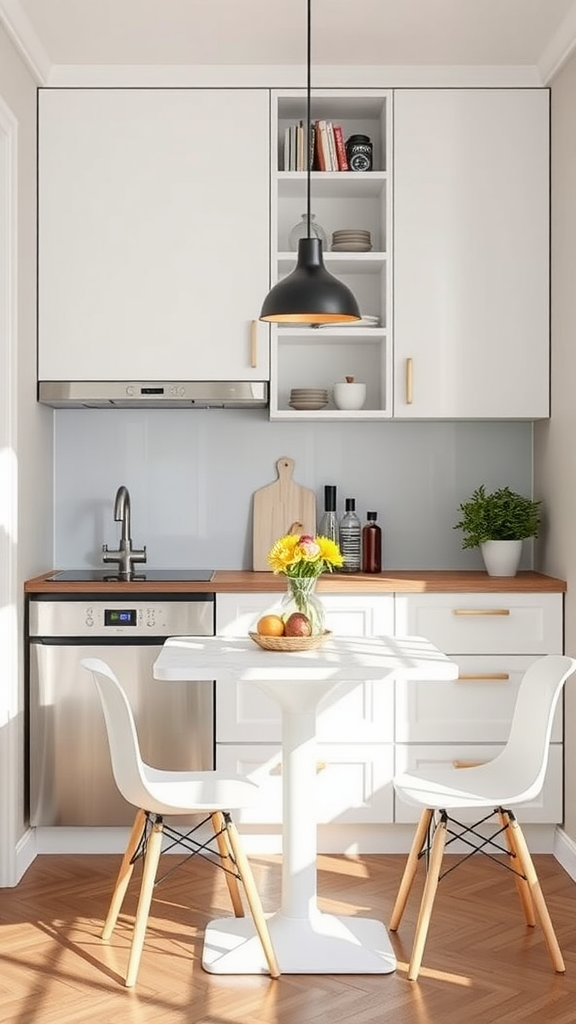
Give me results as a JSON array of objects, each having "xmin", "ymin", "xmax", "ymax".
[{"xmin": 28, "ymin": 597, "xmax": 215, "ymax": 638}]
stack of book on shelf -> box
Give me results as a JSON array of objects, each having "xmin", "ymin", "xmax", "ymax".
[{"xmin": 283, "ymin": 120, "xmax": 349, "ymax": 171}]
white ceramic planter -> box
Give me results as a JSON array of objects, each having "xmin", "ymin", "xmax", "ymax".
[{"xmin": 480, "ymin": 539, "xmax": 523, "ymax": 577}]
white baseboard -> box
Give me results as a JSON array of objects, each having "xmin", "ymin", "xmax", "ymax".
[
  {"xmin": 31, "ymin": 822, "xmax": 559, "ymax": 857},
  {"xmin": 11, "ymin": 828, "xmax": 37, "ymax": 886},
  {"xmin": 553, "ymin": 826, "xmax": 576, "ymax": 881}
]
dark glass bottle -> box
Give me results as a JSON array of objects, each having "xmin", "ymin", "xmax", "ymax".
[{"xmin": 362, "ymin": 511, "xmax": 382, "ymax": 573}]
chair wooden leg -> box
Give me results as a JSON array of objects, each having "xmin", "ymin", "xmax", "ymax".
[
  {"xmin": 407, "ymin": 814, "xmax": 447, "ymax": 982},
  {"xmin": 125, "ymin": 820, "xmax": 164, "ymax": 988},
  {"xmin": 211, "ymin": 811, "xmax": 245, "ymax": 918},
  {"xmin": 390, "ymin": 808, "xmax": 433, "ymax": 931},
  {"xmin": 499, "ymin": 809, "xmax": 535, "ymax": 927},
  {"xmin": 225, "ymin": 815, "xmax": 280, "ymax": 978},
  {"xmin": 509, "ymin": 819, "xmax": 565, "ymax": 973},
  {"xmin": 102, "ymin": 808, "xmax": 147, "ymax": 940}
]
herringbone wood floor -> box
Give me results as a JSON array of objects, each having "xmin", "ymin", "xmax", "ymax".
[{"xmin": 1, "ymin": 851, "xmax": 576, "ymax": 1024}]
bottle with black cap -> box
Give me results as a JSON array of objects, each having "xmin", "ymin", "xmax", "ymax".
[
  {"xmin": 362, "ymin": 511, "xmax": 382, "ymax": 573},
  {"xmin": 318, "ymin": 485, "xmax": 339, "ymax": 545},
  {"xmin": 339, "ymin": 498, "xmax": 361, "ymax": 572}
]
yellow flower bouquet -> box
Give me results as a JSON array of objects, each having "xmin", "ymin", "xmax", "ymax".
[
  {"xmin": 256, "ymin": 532, "xmax": 344, "ymax": 639},
  {"xmin": 267, "ymin": 532, "xmax": 343, "ymax": 578}
]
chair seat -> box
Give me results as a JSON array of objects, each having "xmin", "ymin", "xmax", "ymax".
[
  {"xmin": 393, "ymin": 761, "xmax": 542, "ymax": 811},
  {"xmin": 141, "ymin": 766, "xmax": 260, "ymax": 815}
]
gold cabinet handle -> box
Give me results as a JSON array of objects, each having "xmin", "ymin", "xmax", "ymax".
[
  {"xmin": 458, "ymin": 673, "xmax": 510, "ymax": 682},
  {"xmin": 405, "ymin": 357, "xmax": 413, "ymax": 404},
  {"xmin": 250, "ymin": 320, "xmax": 258, "ymax": 368},
  {"xmin": 453, "ymin": 759, "xmax": 488, "ymax": 769},
  {"xmin": 453, "ymin": 608, "xmax": 510, "ymax": 616}
]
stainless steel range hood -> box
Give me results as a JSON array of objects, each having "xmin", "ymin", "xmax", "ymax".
[{"xmin": 38, "ymin": 381, "xmax": 269, "ymax": 409}]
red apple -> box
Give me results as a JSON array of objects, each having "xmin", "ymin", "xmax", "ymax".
[{"xmin": 284, "ymin": 612, "xmax": 312, "ymax": 637}]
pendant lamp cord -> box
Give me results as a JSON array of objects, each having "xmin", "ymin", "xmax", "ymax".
[{"xmin": 306, "ymin": 0, "xmax": 311, "ymax": 237}]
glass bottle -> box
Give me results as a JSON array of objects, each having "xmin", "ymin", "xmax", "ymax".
[
  {"xmin": 318, "ymin": 485, "xmax": 339, "ymax": 545},
  {"xmin": 339, "ymin": 498, "xmax": 361, "ymax": 573},
  {"xmin": 289, "ymin": 213, "xmax": 328, "ymax": 252},
  {"xmin": 362, "ymin": 511, "xmax": 382, "ymax": 573}
]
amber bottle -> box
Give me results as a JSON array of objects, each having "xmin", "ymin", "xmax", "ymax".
[{"xmin": 362, "ymin": 511, "xmax": 382, "ymax": 573}]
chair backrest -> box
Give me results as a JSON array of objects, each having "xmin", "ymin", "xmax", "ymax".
[
  {"xmin": 81, "ymin": 657, "xmax": 154, "ymax": 811},
  {"xmin": 491, "ymin": 654, "xmax": 576, "ymax": 803}
]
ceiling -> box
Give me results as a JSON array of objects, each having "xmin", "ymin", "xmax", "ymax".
[{"xmin": 2, "ymin": 0, "xmax": 576, "ymax": 84}]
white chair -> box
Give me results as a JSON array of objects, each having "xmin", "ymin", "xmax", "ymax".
[
  {"xmin": 390, "ymin": 653, "xmax": 576, "ymax": 982},
  {"xmin": 81, "ymin": 657, "xmax": 280, "ymax": 987}
]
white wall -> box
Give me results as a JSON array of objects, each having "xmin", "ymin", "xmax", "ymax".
[
  {"xmin": 535, "ymin": 51, "xmax": 576, "ymax": 846},
  {"xmin": 0, "ymin": 21, "xmax": 53, "ymax": 884}
]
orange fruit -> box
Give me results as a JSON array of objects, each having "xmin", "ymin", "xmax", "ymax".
[{"xmin": 256, "ymin": 614, "xmax": 285, "ymax": 637}]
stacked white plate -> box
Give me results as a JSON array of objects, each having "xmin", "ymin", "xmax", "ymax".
[
  {"xmin": 317, "ymin": 313, "xmax": 380, "ymax": 329},
  {"xmin": 289, "ymin": 388, "xmax": 328, "ymax": 410},
  {"xmin": 331, "ymin": 229, "xmax": 372, "ymax": 253}
]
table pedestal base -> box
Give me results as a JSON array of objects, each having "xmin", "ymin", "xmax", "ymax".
[{"xmin": 202, "ymin": 910, "xmax": 397, "ymax": 975}]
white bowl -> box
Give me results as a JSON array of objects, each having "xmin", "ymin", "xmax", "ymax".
[{"xmin": 333, "ymin": 382, "xmax": 366, "ymax": 410}]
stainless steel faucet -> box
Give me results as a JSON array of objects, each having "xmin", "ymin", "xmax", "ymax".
[{"xmin": 102, "ymin": 485, "xmax": 147, "ymax": 577}]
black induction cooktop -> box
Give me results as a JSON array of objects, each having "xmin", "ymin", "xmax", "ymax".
[{"xmin": 47, "ymin": 569, "xmax": 215, "ymax": 583}]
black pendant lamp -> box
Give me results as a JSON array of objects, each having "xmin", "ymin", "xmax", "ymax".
[{"xmin": 260, "ymin": 0, "xmax": 361, "ymax": 324}]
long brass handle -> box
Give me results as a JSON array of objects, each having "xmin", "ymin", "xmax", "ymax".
[
  {"xmin": 405, "ymin": 357, "xmax": 413, "ymax": 404},
  {"xmin": 453, "ymin": 608, "xmax": 510, "ymax": 616},
  {"xmin": 453, "ymin": 759, "xmax": 488, "ymax": 769},
  {"xmin": 250, "ymin": 320, "xmax": 258, "ymax": 368},
  {"xmin": 458, "ymin": 673, "xmax": 510, "ymax": 682}
]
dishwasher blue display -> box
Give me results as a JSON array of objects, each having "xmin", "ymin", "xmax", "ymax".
[{"xmin": 104, "ymin": 609, "xmax": 137, "ymax": 626}]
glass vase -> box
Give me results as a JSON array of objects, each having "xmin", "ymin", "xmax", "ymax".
[
  {"xmin": 280, "ymin": 577, "xmax": 325, "ymax": 636},
  {"xmin": 288, "ymin": 213, "xmax": 328, "ymax": 252}
]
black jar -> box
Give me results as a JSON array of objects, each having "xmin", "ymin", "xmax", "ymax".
[{"xmin": 346, "ymin": 134, "xmax": 373, "ymax": 172}]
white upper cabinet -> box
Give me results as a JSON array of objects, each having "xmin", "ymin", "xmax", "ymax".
[
  {"xmin": 38, "ymin": 88, "xmax": 270, "ymax": 381},
  {"xmin": 393, "ymin": 88, "xmax": 550, "ymax": 419}
]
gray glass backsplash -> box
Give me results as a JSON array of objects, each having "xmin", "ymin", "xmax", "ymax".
[{"xmin": 54, "ymin": 410, "xmax": 534, "ymax": 571}]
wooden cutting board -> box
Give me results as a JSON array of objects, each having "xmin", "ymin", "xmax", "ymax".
[{"xmin": 252, "ymin": 456, "xmax": 317, "ymax": 571}]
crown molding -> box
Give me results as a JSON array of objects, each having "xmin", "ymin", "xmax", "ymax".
[
  {"xmin": 4, "ymin": 0, "xmax": 576, "ymax": 90},
  {"xmin": 538, "ymin": 1, "xmax": 576, "ymax": 83},
  {"xmin": 0, "ymin": 0, "xmax": 50, "ymax": 83},
  {"xmin": 44, "ymin": 62, "xmax": 544, "ymax": 90}
]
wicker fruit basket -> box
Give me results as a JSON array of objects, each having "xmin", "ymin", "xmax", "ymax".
[{"xmin": 248, "ymin": 630, "xmax": 332, "ymax": 652}]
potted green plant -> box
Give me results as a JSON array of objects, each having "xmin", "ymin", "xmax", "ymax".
[{"xmin": 453, "ymin": 485, "xmax": 542, "ymax": 576}]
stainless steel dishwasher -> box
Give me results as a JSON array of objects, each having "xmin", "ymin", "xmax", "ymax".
[{"xmin": 28, "ymin": 591, "xmax": 215, "ymax": 826}]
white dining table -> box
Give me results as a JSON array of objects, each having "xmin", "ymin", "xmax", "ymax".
[{"xmin": 153, "ymin": 633, "xmax": 458, "ymax": 975}]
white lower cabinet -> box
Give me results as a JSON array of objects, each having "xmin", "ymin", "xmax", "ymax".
[
  {"xmin": 215, "ymin": 592, "xmax": 395, "ymax": 824},
  {"xmin": 395, "ymin": 655, "xmax": 562, "ymax": 744},
  {"xmin": 215, "ymin": 589, "xmax": 564, "ymax": 842},
  {"xmin": 394, "ymin": 592, "xmax": 564, "ymax": 824},
  {"xmin": 217, "ymin": 743, "xmax": 394, "ymax": 825}
]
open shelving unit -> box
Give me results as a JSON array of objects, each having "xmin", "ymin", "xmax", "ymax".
[{"xmin": 269, "ymin": 89, "xmax": 393, "ymax": 421}]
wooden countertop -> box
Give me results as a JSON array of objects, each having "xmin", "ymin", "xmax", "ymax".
[{"xmin": 24, "ymin": 569, "xmax": 567, "ymax": 595}]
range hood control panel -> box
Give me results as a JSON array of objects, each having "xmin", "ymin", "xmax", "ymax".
[{"xmin": 37, "ymin": 381, "xmax": 269, "ymax": 408}]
